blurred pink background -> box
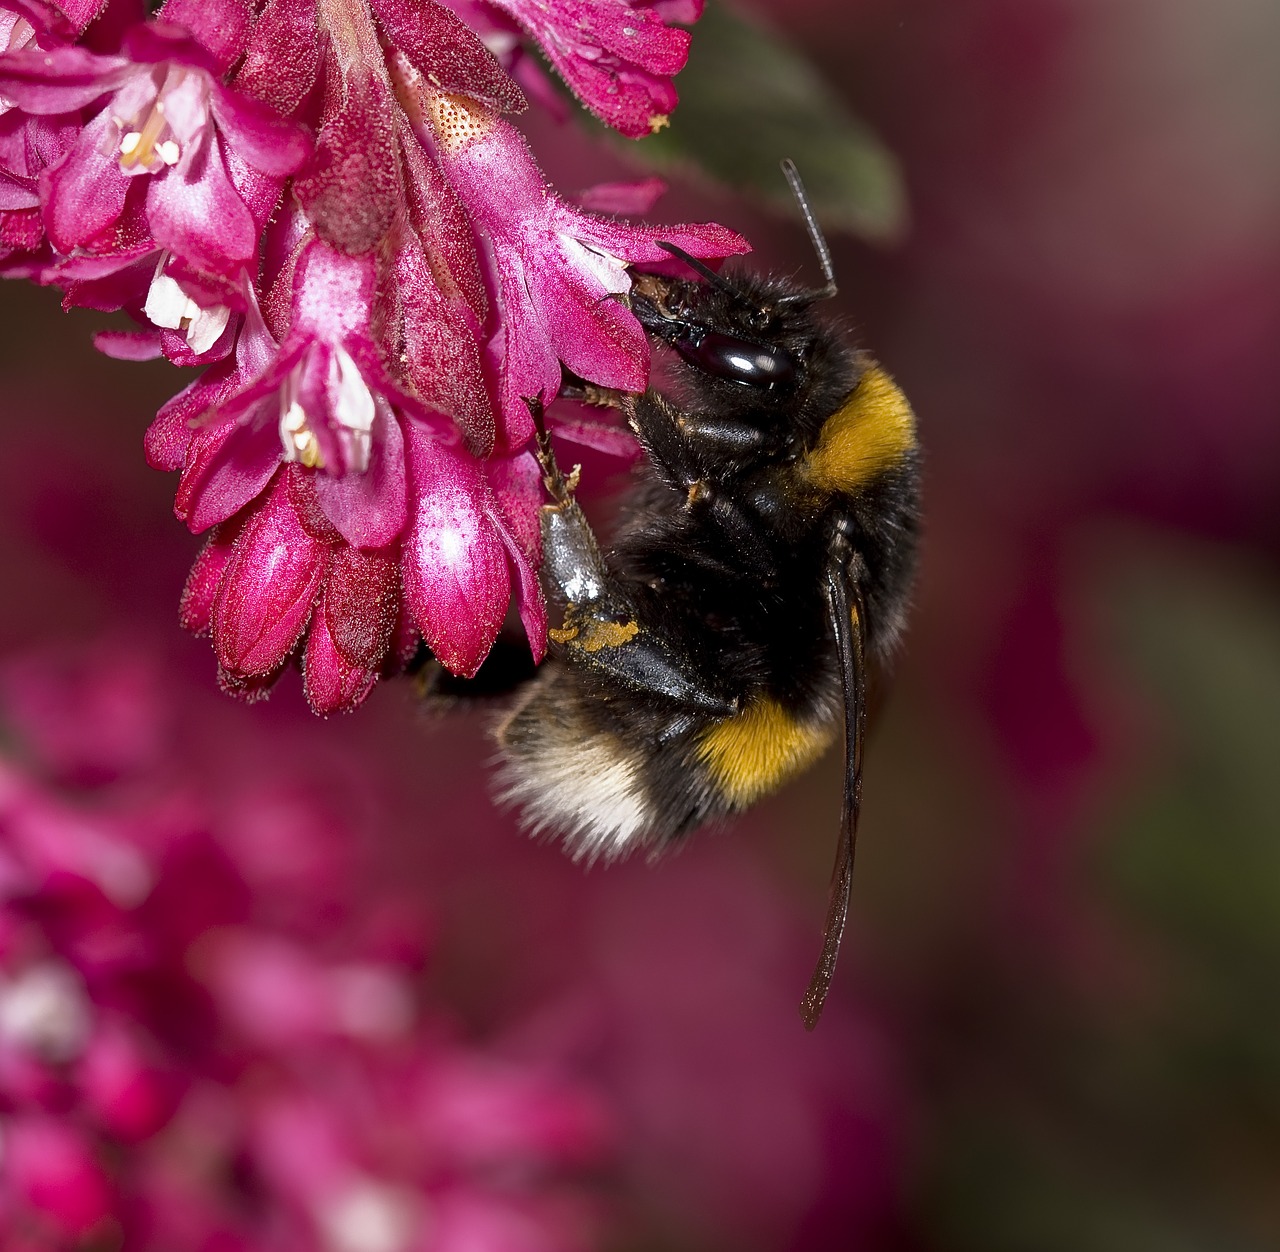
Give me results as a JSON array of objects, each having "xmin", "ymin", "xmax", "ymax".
[{"xmin": 2, "ymin": 0, "xmax": 1279, "ymax": 1248}]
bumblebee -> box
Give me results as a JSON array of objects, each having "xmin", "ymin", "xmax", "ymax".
[{"xmin": 495, "ymin": 163, "xmax": 920, "ymax": 1027}]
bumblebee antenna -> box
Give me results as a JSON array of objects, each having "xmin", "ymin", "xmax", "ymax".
[
  {"xmin": 777, "ymin": 158, "xmax": 838, "ymax": 305},
  {"xmin": 655, "ymin": 241, "xmax": 739, "ymax": 296}
]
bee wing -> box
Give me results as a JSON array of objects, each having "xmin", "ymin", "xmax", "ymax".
[{"xmin": 799, "ymin": 543, "xmax": 868, "ymax": 1030}]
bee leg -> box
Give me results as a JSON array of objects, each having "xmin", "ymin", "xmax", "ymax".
[
  {"xmin": 676, "ymin": 413, "xmax": 768, "ymax": 458},
  {"xmin": 623, "ymin": 391, "xmax": 711, "ymax": 492},
  {"xmin": 627, "ymin": 392, "xmax": 766, "ymax": 473},
  {"xmin": 524, "ymin": 394, "xmax": 581, "ymax": 503},
  {"xmin": 625, "ymin": 392, "xmax": 773, "ymax": 555},
  {"xmin": 521, "ymin": 397, "xmax": 734, "ymax": 716},
  {"xmin": 537, "ymin": 488, "xmax": 733, "ymax": 715},
  {"xmin": 558, "ymin": 379, "xmax": 629, "ymax": 411},
  {"xmin": 800, "ymin": 537, "xmax": 868, "ymax": 1030}
]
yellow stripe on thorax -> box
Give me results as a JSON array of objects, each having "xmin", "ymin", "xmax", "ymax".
[
  {"xmin": 803, "ymin": 367, "xmax": 916, "ymax": 495},
  {"xmin": 696, "ymin": 698, "xmax": 836, "ymax": 808}
]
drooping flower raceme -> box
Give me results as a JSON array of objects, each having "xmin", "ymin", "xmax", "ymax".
[{"xmin": 0, "ymin": 0, "xmax": 747, "ymax": 711}]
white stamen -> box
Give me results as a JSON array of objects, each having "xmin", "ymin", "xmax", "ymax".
[
  {"xmin": 479, "ymin": 30, "xmax": 518, "ymax": 57},
  {"xmin": 115, "ymin": 66, "xmax": 204, "ymax": 174},
  {"xmin": 145, "ymin": 257, "xmax": 231, "ymax": 355},
  {"xmin": 280, "ymin": 390, "xmax": 323, "ymax": 469},
  {"xmin": 279, "ymin": 349, "xmax": 378, "ymax": 472},
  {"xmin": 557, "ymin": 233, "xmax": 630, "ymax": 296},
  {"xmin": 329, "ymin": 347, "xmax": 376, "ymax": 472}
]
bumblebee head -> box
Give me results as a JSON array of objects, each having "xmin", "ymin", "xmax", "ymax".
[
  {"xmin": 628, "ymin": 160, "xmax": 840, "ymax": 395},
  {"xmin": 629, "ymin": 268, "xmax": 801, "ymax": 391}
]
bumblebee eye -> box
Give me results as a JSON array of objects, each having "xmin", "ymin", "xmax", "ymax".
[{"xmin": 678, "ymin": 331, "xmax": 797, "ymax": 388}]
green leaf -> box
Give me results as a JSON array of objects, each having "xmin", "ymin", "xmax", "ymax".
[{"xmin": 637, "ymin": 1, "xmax": 907, "ymax": 242}]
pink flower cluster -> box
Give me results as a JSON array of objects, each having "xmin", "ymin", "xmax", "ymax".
[
  {"xmin": 0, "ymin": 0, "xmax": 747, "ymax": 710},
  {"xmin": 0, "ymin": 648, "xmax": 613, "ymax": 1249}
]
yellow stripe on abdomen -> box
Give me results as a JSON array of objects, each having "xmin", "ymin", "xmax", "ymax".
[
  {"xmin": 696, "ymin": 699, "xmax": 835, "ymax": 808},
  {"xmin": 803, "ymin": 367, "xmax": 916, "ymax": 495}
]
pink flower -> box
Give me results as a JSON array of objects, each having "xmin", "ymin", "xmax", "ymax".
[
  {"xmin": 405, "ymin": 76, "xmax": 747, "ymax": 446},
  {"xmin": 141, "ymin": 130, "xmax": 737, "ymax": 704},
  {"xmin": 0, "ymin": 0, "xmax": 86, "ymax": 273},
  {"xmin": 485, "ymin": 0, "xmax": 702, "ymax": 137},
  {"xmin": 3, "ymin": 1116, "xmax": 114, "ymax": 1237},
  {"xmin": 0, "ymin": 21, "xmax": 310, "ymax": 280},
  {"xmin": 176, "ymin": 445, "xmax": 543, "ymax": 710},
  {"xmin": 144, "ymin": 233, "xmax": 547, "ymax": 704},
  {"xmin": 2, "ymin": 0, "xmax": 746, "ymax": 710}
]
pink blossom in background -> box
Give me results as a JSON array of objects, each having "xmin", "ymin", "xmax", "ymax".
[
  {"xmin": 0, "ymin": 647, "xmax": 614, "ymax": 1249},
  {"xmin": 0, "ymin": 0, "xmax": 747, "ymax": 710}
]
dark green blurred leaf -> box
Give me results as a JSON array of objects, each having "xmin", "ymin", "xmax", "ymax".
[
  {"xmin": 635, "ymin": 2, "xmax": 907, "ymax": 242},
  {"xmin": 1102, "ymin": 547, "xmax": 1280, "ymax": 1105},
  {"xmin": 921, "ymin": 541, "xmax": 1280, "ymax": 1252},
  {"xmin": 930, "ymin": 1115, "xmax": 1251, "ymax": 1252},
  {"xmin": 1108, "ymin": 549, "xmax": 1280, "ymax": 967}
]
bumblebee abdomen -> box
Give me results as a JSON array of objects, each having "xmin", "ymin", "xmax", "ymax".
[
  {"xmin": 694, "ymin": 697, "xmax": 837, "ymax": 809},
  {"xmin": 494, "ymin": 672, "xmax": 661, "ymax": 859},
  {"xmin": 495, "ymin": 657, "xmax": 842, "ymax": 861}
]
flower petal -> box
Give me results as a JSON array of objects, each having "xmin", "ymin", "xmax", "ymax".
[
  {"xmin": 487, "ymin": 452, "xmax": 546, "ymax": 661},
  {"xmin": 176, "ymin": 409, "xmax": 282, "ymax": 532},
  {"xmin": 157, "ymin": 0, "xmax": 253, "ymax": 74},
  {"xmin": 0, "ymin": 46, "xmax": 128, "ymax": 114},
  {"xmin": 487, "ymin": 0, "xmax": 692, "ymax": 137},
  {"xmin": 389, "ymin": 224, "xmax": 492, "ymax": 452},
  {"xmin": 39, "ymin": 111, "xmax": 130, "ymax": 252},
  {"xmin": 401, "ymin": 424, "xmax": 509, "ymax": 677},
  {"xmin": 179, "ymin": 521, "xmax": 240, "ymax": 636},
  {"xmin": 286, "ymin": 465, "xmax": 343, "ymax": 543},
  {"xmin": 303, "ymin": 599, "xmax": 378, "ymax": 714},
  {"xmin": 145, "ymin": 337, "xmax": 258, "ymax": 471},
  {"xmin": 491, "ymin": 261, "xmax": 561, "ymax": 448},
  {"xmin": 93, "ymin": 328, "xmax": 164, "ymax": 360},
  {"xmin": 233, "ymin": 0, "xmax": 321, "ymax": 118},
  {"xmin": 563, "ymin": 209, "xmax": 749, "ymax": 268},
  {"xmin": 322, "ymin": 546, "xmax": 399, "ymax": 670},
  {"xmin": 313, "ymin": 400, "xmax": 407, "ymax": 548},
  {"xmin": 0, "ymin": 168, "xmax": 40, "ymax": 210},
  {"xmin": 573, "ymin": 175, "xmax": 666, "ymax": 215},
  {"xmin": 293, "ymin": 67, "xmax": 398, "ymax": 256},
  {"xmin": 213, "ymin": 474, "xmax": 327, "ymax": 675},
  {"xmin": 146, "ymin": 128, "xmax": 257, "ymax": 277},
  {"xmin": 373, "ymin": 0, "xmax": 525, "ymax": 114},
  {"xmin": 526, "ymin": 250, "xmax": 649, "ymax": 392},
  {"xmin": 208, "ymin": 81, "xmax": 312, "ymax": 177}
]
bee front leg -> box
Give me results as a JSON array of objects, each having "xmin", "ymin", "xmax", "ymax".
[
  {"xmin": 625, "ymin": 392, "xmax": 770, "ymax": 552},
  {"xmin": 627, "ymin": 392, "xmax": 768, "ymax": 471},
  {"xmin": 623, "ymin": 390, "xmax": 710, "ymax": 493}
]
